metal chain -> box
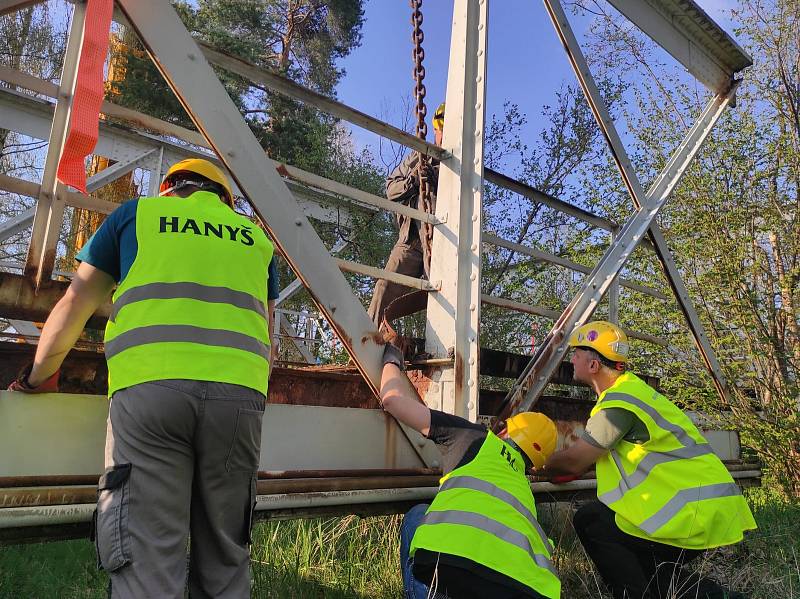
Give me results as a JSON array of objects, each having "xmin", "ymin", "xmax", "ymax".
[{"xmin": 410, "ymin": 0, "xmax": 434, "ymax": 275}]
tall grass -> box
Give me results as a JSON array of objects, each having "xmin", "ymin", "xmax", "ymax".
[
  {"xmin": 249, "ymin": 515, "xmax": 403, "ymax": 598},
  {"xmin": 0, "ymin": 486, "xmax": 796, "ymax": 598}
]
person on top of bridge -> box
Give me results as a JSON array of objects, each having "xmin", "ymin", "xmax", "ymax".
[
  {"xmin": 367, "ymin": 102, "xmax": 444, "ymax": 327},
  {"xmin": 540, "ymin": 320, "xmax": 756, "ymax": 599},
  {"xmin": 380, "ymin": 342, "xmax": 562, "ymax": 599},
  {"xmin": 9, "ymin": 158, "xmax": 279, "ymax": 599}
]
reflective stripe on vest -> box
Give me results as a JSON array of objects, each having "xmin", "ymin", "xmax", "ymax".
[
  {"xmin": 439, "ymin": 475, "xmax": 553, "ymax": 553},
  {"xmin": 598, "ymin": 392, "xmax": 713, "ymax": 505},
  {"xmin": 110, "ymin": 281, "xmax": 267, "ymax": 322},
  {"xmin": 592, "ymin": 372, "xmax": 757, "ymax": 549},
  {"xmin": 410, "ymin": 432, "xmax": 561, "ymax": 598},
  {"xmin": 104, "ymin": 193, "xmax": 273, "ymax": 396},
  {"xmin": 105, "ymin": 324, "xmax": 270, "ymax": 360},
  {"xmin": 421, "ymin": 509, "xmax": 557, "ymax": 575},
  {"xmin": 638, "ymin": 482, "xmax": 742, "ymax": 535}
]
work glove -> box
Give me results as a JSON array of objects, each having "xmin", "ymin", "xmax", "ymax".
[
  {"xmin": 382, "ymin": 343, "xmax": 406, "ymax": 372},
  {"xmin": 7, "ymin": 363, "xmax": 60, "ymax": 394}
]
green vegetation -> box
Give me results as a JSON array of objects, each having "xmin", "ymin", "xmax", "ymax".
[{"xmin": 0, "ymin": 488, "xmax": 796, "ymax": 598}]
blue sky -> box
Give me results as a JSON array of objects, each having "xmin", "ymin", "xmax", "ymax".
[{"xmin": 334, "ymin": 0, "xmax": 740, "ymax": 158}]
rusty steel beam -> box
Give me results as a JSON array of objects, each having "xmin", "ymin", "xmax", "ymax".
[
  {"xmin": 0, "ymin": 476, "xmax": 441, "ymax": 508},
  {"xmin": 259, "ymin": 468, "xmax": 440, "ymax": 479},
  {"xmin": 0, "ymin": 273, "xmax": 110, "ymax": 329}
]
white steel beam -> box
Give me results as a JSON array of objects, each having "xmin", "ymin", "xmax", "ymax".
[
  {"xmin": 277, "ymin": 239, "xmax": 348, "ymax": 307},
  {"xmin": 115, "ymin": 0, "xmax": 438, "ymax": 466},
  {"xmin": 482, "ymin": 232, "xmax": 667, "ymax": 299},
  {"xmin": 499, "ymin": 86, "xmax": 736, "ymax": 420},
  {"xmin": 85, "ymin": 148, "xmax": 159, "ymax": 193},
  {"xmin": 336, "ymin": 259, "xmax": 438, "ymax": 292},
  {"xmin": 480, "ymin": 294, "xmax": 668, "ymax": 346},
  {"xmin": 604, "ymin": 0, "xmax": 751, "ymax": 95},
  {"xmin": 0, "ymin": 173, "xmax": 125, "ymax": 215},
  {"xmin": 23, "ymin": 2, "xmax": 85, "ymax": 288},
  {"xmin": 277, "ymin": 312, "xmax": 316, "ymax": 364},
  {"xmin": 0, "ymin": 88, "xmax": 435, "ymax": 227},
  {"xmin": 0, "ymin": 65, "xmax": 210, "ymax": 147},
  {"xmin": 423, "ymin": 0, "xmax": 488, "ymax": 421},
  {"xmin": 146, "ymin": 147, "xmax": 164, "ymax": 197},
  {"xmin": 198, "ymin": 43, "xmax": 447, "ymax": 161},
  {"xmin": 544, "ymin": 0, "xmax": 732, "ymax": 404},
  {"xmin": 8, "ymin": 320, "xmax": 40, "ymax": 338},
  {"xmin": 0, "ymin": 207, "xmax": 35, "ymax": 241},
  {"xmin": 484, "ymin": 168, "xmax": 618, "ymax": 233}
]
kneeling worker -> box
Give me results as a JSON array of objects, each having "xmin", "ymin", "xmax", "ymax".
[
  {"xmin": 380, "ymin": 344, "xmax": 562, "ymax": 599},
  {"xmin": 541, "ymin": 321, "xmax": 756, "ymax": 599}
]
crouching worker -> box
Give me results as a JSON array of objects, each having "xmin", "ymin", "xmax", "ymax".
[
  {"xmin": 540, "ymin": 321, "xmax": 756, "ymax": 599},
  {"xmin": 9, "ymin": 158, "xmax": 277, "ymax": 598},
  {"xmin": 380, "ymin": 344, "xmax": 562, "ymax": 599}
]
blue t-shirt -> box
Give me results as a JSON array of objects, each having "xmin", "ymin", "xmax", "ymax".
[{"xmin": 76, "ymin": 198, "xmax": 280, "ymax": 299}]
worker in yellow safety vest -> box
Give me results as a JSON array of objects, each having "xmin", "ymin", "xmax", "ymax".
[
  {"xmin": 9, "ymin": 158, "xmax": 278, "ymax": 599},
  {"xmin": 380, "ymin": 343, "xmax": 562, "ymax": 599},
  {"xmin": 539, "ymin": 321, "xmax": 756, "ymax": 599}
]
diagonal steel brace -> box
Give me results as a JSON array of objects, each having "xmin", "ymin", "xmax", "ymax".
[
  {"xmin": 542, "ymin": 0, "xmax": 734, "ymax": 403},
  {"xmin": 494, "ymin": 82, "xmax": 738, "ymax": 426}
]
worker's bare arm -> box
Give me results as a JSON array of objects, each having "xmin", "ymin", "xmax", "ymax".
[
  {"xmin": 379, "ymin": 363, "xmax": 431, "ymax": 436},
  {"xmin": 541, "ymin": 438, "xmax": 607, "ymax": 477},
  {"xmin": 27, "ymin": 262, "xmax": 115, "ymax": 386}
]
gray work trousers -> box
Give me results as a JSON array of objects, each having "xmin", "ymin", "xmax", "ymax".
[
  {"xmin": 367, "ymin": 238, "xmax": 425, "ymax": 325},
  {"xmin": 94, "ymin": 379, "xmax": 265, "ymax": 599}
]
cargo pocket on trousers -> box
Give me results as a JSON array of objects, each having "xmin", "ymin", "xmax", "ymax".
[
  {"xmin": 94, "ymin": 463, "xmax": 132, "ymax": 572},
  {"xmin": 226, "ymin": 408, "xmax": 263, "ymax": 473}
]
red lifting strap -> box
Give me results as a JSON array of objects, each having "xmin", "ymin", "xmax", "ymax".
[{"xmin": 56, "ymin": 0, "xmax": 114, "ymax": 194}]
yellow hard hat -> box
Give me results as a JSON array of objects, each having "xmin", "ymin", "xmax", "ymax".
[
  {"xmin": 432, "ymin": 102, "xmax": 445, "ymax": 131},
  {"xmin": 568, "ymin": 320, "xmax": 629, "ymax": 363},
  {"xmin": 160, "ymin": 158, "xmax": 234, "ymax": 207},
  {"xmin": 505, "ymin": 412, "xmax": 557, "ymax": 469}
]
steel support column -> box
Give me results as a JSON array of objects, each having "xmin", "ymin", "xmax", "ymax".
[
  {"xmin": 23, "ymin": 1, "xmax": 85, "ymax": 288},
  {"xmin": 114, "ymin": 0, "xmax": 439, "ymax": 467},
  {"xmin": 543, "ymin": 0, "xmax": 732, "ymax": 404},
  {"xmin": 498, "ymin": 84, "xmax": 737, "ymax": 421},
  {"xmin": 423, "ymin": 0, "xmax": 488, "ymax": 421},
  {"xmin": 146, "ymin": 147, "xmax": 164, "ymax": 197}
]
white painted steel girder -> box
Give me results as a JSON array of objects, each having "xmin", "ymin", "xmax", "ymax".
[
  {"xmin": 84, "ymin": 148, "xmax": 159, "ymax": 193},
  {"xmin": 0, "ymin": 207, "xmax": 35, "ymax": 241},
  {"xmin": 24, "ymin": 2, "xmax": 85, "ymax": 288},
  {"xmin": 423, "ymin": 0, "xmax": 488, "ymax": 422},
  {"xmin": 0, "ymin": 392, "xmax": 433, "ymax": 476}
]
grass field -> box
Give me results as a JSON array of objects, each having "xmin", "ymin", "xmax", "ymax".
[{"xmin": 0, "ymin": 487, "xmax": 796, "ymax": 598}]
